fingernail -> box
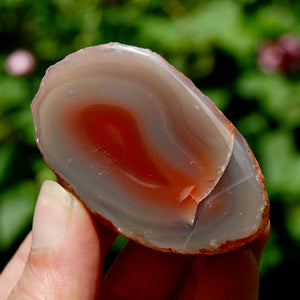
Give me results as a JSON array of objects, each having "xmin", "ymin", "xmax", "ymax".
[{"xmin": 31, "ymin": 180, "xmax": 72, "ymax": 249}]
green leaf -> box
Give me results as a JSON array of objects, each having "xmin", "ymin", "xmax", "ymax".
[
  {"xmin": 237, "ymin": 71, "xmax": 300, "ymax": 128},
  {"xmin": 236, "ymin": 112, "xmax": 268, "ymax": 136},
  {"xmin": 0, "ymin": 77, "xmax": 30, "ymax": 112},
  {"xmin": 7, "ymin": 107, "xmax": 36, "ymax": 145},
  {"xmin": 253, "ymin": 5, "xmax": 298, "ymax": 36},
  {"xmin": 0, "ymin": 145, "xmax": 15, "ymax": 186},
  {"xmin": 258, "ymin": 130, "xmax": 300, "ymax": 197},
  {"xmin": 203, "ymin": 88, "xmax": 231, "ymax": 111},
  {"xmin": 285, "ymin": 205, "xmax": 300, "ymax": 244},
  {"xmin": 0, "ymin": 181, "xmax": 37, "ymax": 251}
]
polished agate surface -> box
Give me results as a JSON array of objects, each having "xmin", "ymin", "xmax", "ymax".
[{"xmin": 31, "ymin": 43, "xmax": 269, "ymax": 254}]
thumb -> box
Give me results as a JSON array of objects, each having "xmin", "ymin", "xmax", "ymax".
[{"xmin": 8, "ymin": 180, "xmax": 102, "ymax": 300}]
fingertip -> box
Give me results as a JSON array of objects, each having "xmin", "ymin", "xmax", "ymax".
[
  {"xmin": 7, "ymin": 181, "xmax": 102, "ymax": 300},
  {"xmin": 31, "ymin": 180, "xmax": 72, "ymax": 250}
]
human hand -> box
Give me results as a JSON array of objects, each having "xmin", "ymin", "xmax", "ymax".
[{"xmin": 0, "ymin": 180, "xmax": 270, "ymax": 300}]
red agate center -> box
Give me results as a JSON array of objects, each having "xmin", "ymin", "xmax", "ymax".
[
  {"xmin": 63, "ymin": 102, "xmax": 208, "ymax": 222},
  {"xmin": 80, "ymin": 105, "xmax": 168, "ymax": 186}
]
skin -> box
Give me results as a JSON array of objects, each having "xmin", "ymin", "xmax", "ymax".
[{"xmin": 0, "ymin": 180, "xmax": 270, "ymax": 300}]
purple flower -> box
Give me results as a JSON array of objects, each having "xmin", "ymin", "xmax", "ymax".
[{"xmin": 257, "ymin": 34, "xmax": 300, "ymax": 73}]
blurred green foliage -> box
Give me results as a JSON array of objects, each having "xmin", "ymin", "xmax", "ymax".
[{"xmin": 1, "ymin": 0, "xmax": 300, "ymax": 298}]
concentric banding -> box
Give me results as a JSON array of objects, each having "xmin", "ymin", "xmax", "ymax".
[{"xmin": 31, "ymin": 43, "xmax": 269, "ymax": 254}]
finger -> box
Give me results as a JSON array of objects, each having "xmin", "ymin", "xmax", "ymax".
[
  {"xmin": 102, "ymin": 241, "xmax": 192, "ymax": 300},
  {"xmin": 175, "ymin": 255, "xmax": 207, "ymax": 300},
  {"xmin": 0, "ymin": 233, "xmax": 31, "ymax": 300},
  {"xmin": 176, "ymin": 222, "xmax": 271, "ymax": 300},
  {"xmin": 194, "ymin": 246, "xmax": 259, "ymax": 300},
  {"xmin": 7, "ymin": 180, "xmax": 102, "ymax": 300}
]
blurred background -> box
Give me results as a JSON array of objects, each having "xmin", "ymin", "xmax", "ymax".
[{"xmin": 1, "ymin": 0, "xmax": 300, "ymax": 298}]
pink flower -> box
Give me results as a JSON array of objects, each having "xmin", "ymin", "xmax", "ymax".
[
  {"xmin": 257, "ymin": 35, "xmax": 300, "ymax": 73},
  {"xmin": 5, "ymin": 49, "xmax": 36, "ymax": 76}
]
